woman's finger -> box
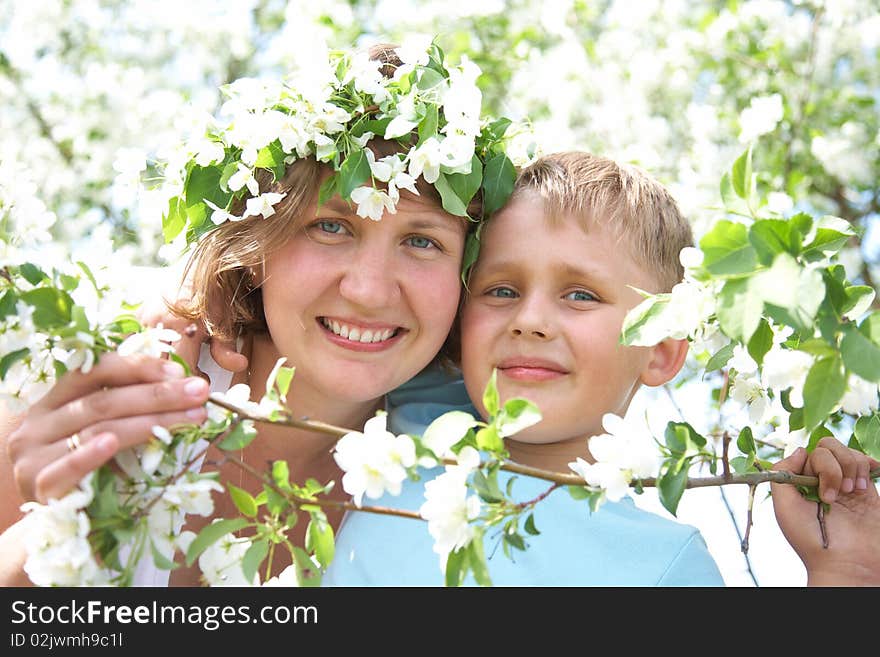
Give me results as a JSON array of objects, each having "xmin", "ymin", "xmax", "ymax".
[
  {"xmin": 34, "ymin": 352, "xmax": 186, "ymax": 412},
  {"xmin": 26, "ymin": 432, "xmax": 119, "ymax": 504},
  {"xmin": 209, "ymin": 337, "xmax": 249, "ymax": 373},
  {"xmin": 22, "ymin": 376, "xmax": 210, "ymax": 447}
]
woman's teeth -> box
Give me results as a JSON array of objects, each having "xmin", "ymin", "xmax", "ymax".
[{"xmin": 321, "ymin": 318, "xmax": 398, "ymax": 343}]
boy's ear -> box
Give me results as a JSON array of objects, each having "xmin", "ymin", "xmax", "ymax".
[{"xmin": 639, "ymin": 337, "xmax": 689, "ymax": 387}]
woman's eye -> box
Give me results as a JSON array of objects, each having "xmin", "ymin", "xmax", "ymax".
[
  {"xmin": 405, "ymin": 235, "xmax": 437, "ymax": 250},
  {"xmin": 316, "ymin": 220, "xmax": 346, "ymax": 234},
  {"xmin": 488, "ymin": 287, "xmax": 518, "ymax": 299},
  {"xmin": 565, "ymin": 290, "xmax": 595, "ymax": 302}
]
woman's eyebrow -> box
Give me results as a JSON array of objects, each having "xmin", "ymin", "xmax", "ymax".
[{"xmin": 404, "ymin": 218, "xmax": 463, "ymax": 234}]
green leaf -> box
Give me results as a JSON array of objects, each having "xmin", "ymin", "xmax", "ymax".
[
  {"xmin": 217, "ymin": 421, "xmax": 257, "ymax": 450},
  {"xmin": 620, "ymin": 293, "xmax": 671, "ymax": 346},
  {"xmin": 749, "ymin": 220, "xmax": 796, "ymax": 266},
  {"xmin": 483, "ymin": 369, "xmax": 499, "ymax": 417},
  {"xmin": 705, "ymin": 341, "xmax": 735, "ymax": 373},
  {"xmin": 807, "ymin": 424, "xmax": 833, "ymax": 452},
  {"xmin": 264, "ymin": 484, "xmax": 287, "ymax": 516},
  {"xmin": 20, "ymin": 287, "xmax": 73, "ymax": 328},
  {"xmin": 241, "ymin": 539, "xmax": 269, "ymax": 584},
  {"xmin": 317, "ymin": 174, "xmax": 339, "ymax": 208},
  {"xmin": 802, "ymin": 356, "xmax": 846, "ymax": 432},
  {"xmin": 19, "ymin": 263, "xmax": 46, "ymax": 286},
  {"xmin": 567, "ymin": 485, "xmax": 592, "ymax": 500},
  {"xmin": 443, "ymin": 155, "xmax": 483, "ymax": 211},
  {"xmin": 475, "ymin": 425, "xmax": 504, "ymax": 453},
  {"xmin": 854, "ymin": 414, "xmax": 880, "ymax": 460},
  {"xmin": 468, "ymin": 532, "xmax": 492, "ymax": 587},
  {"xmin": 228, "ymin": 484, "xmax": 258, "ymax": 518},
  {"xmin": 0, "ymin": 348, "xmax": 29, "ymax": 379},
  {"xmin": 730, "ymin": 456, "xmax": 754, "ymax": 474},
  {"xmin": 720, "ymin": 172, "xmax": 749, "ymax": 215},
  {"xmin": 759, "ymin": 254, "xmax": 825, "ymax": 332},
  {"xmin": 523, "ymin": 513, "xmax": 540, "ymax": 536},
  {"xmin": 802, "ymin": 215, "xmax": 856, "ymax": 258},
  {"xmin": 306, "ymin": 513, "xmax": 335, "ymax": 569},
  {"xmin": 271, "ymin": 460, "xmax": 292, "ymax": 492},
  {"xmin": 657, "ymin": 459, "xmax": 690, "ymax": 516},
  {"xmin": 421, "ymin": 410, "xmax": 478, "ymax": 457},
  {"xmin": 185, "ymin": 165, "xmax": 228, "ymax": 209},
  {"xmin": 461, "ymin": 228, "xmax": 482, "ymax": 285},
  {"xmin": 472, "ymin": 469, "xmax": 504, "ymax": 503},
  {"xmin": 481, "ymin": 153, "xmax": 516, "ymax": 217},
  {"xmin": 747, "ymin": 318, "xmax": 774, "ymax": 366},
  {"xmin": 664, "ymin": 422, "xmax": 706, "ymax": 457},
  {"xmin": 736, "ymin": 426, "xmax": 756, "ymax": 455},
  {"xmin": 444, "ymin": 547, "xmax": 468, "ymax": 587},
  {"xmin": 162, "ymin": 196, "xmax": 186, "ymax": 244},
  {"xmin": 0, "ymin": 290, "xmax": 18, "ymax": 320},
  {"xmin": 484, "ymin": 117, "xmax": 512, "ymax": 142},
  {"xmin": 699, "ymin": 220, "xmax": 758, "ymax": 276},
  {"xmin": 337, "ymin": 147, "xmax": 371, "ymax": 200},
  {"xmin": 185, "ymin": 518, "xmax": 249, "ymax": 567},
  {"xmin": 255, "ymin": 140, "xmax": 287, "ymax": 180},
  {"xmin": 496, "ymin": 398, "xmax": 542, "ymax": 438},
  {"xmin": 418, "ymin": 104, "xmax": 439, "ymax": 144},
  {"xmin": 434, "ymin": 172, "xmax": 469, "ymax": 217},
  {"xmin": 149, "ymin": 540, "xmax": 180, "ymax": 571},
  {"xmin": 717, "ymin": 278, "xmax": 763, "ymax": 343},
  {"xmin": 860, "ymin": 313, "xmax": 880, "ymax": 345},
  {"xmin": 841, "ymin": 324, "xmax": 880, "ymax": 383},
  {"xmin": 416, "ymin": 67, "xmax": 446, "ymax": 92},
  {"xmin": 731, "ymin": 145, "xmax": 753, "ymax": 201},
  {"xmin": 842, "ymin": 286, "xmax": 875, "ymax": 321}
]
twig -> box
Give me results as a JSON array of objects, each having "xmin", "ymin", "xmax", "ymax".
[
  {"xmin": 515, "ymin": 483, "xmax": 560, "ymax": 510},
  {"xmin": 210, "ymin": 393, "xmax": 880, "ymax": 490},
  {"xmin": 742, "ymin": 484, "xmax": 757, "ymax": 555},
  {"xmin": 221, "ymin": 450, "xmax": 423, "ymax": 521},
  {"xmin": 722, "ymin": 431, "xmax": 732, "ymax": 481},
  {"xmin": 717, "ymin": 485, "xmax": 759, "ymax": 586}
]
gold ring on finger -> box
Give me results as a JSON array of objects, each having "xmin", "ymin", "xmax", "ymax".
[{"xmin": 65, "ymin": 433, "xmax": 82, "ymax": 453}]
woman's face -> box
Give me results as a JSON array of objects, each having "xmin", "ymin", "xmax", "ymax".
[{"xmin": 260, "ymin": 189, "xmax": 466, "ymax": 404}]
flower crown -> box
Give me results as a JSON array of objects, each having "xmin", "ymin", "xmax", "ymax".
[{"xmin": 157, "ymin": 36, "xmax": 534, "ymax": 275}]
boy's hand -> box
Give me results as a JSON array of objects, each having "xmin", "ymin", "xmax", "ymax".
[{"xmin": 770, "ymin": 438, "xmax": 880, "ymax": 586}]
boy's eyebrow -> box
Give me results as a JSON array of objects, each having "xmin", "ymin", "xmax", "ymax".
[{"xmin": 476, "ymin": 259, "xmax": 613, "ymax": 285}]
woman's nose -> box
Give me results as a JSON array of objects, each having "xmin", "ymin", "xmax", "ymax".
[{"xmin": 338, "ymin": 243, "xmax": 401, "ymax": 309}]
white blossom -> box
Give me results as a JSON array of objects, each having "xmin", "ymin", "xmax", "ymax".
[
  {"xmin": 199, "ymin": 529, "xmax": 257, "ymax": 586},
  {"xmin": 333, "ymin": 414, "xmax": 416, "ymax": 506},
  {"xmin": 419, "ymin": 466, "xmax": 481, "ymax": 570},
  {"xmin": 243, "ymin": 192, "xmax": 287, "ymax": 219},
  {"xmin": 738, "ymin": 93, "xmax": 784, "ymax": 142},
  {"xmin": 117, "ymin": 325, "xmax": 181, "ymax": 358},
  {"xmin": 839, "ymin": 374, "xmax": 879, "ymax": 416},
  {"xmin": 350, "ymin": 186, "xmax": 395, "ymax": 221}
]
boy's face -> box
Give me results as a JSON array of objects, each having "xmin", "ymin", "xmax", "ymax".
[{"xmin": 460, "ymin": 191, "xmax": 659, "ymax": 445}]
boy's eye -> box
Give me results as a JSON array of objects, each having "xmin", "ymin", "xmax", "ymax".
[
  {"xmin": 488, "ymin": 286, "xmax": 518, "ymax": 299},
  {"xmin": 565, "ymin": 290, "xmax": 595, "ymax": 302},
  {"xmin": 405, "ymin": 235, "xmax": 438, "ymax": 250}
]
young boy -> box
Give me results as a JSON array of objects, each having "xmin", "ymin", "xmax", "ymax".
[{"xmin": 323, "ymin": 152, "xmax": 880, "ymax": 586}]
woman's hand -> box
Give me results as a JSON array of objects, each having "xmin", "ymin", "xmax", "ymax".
[
  {"xmin": 771, "ymin": 437, "xmax": 880, "ymax": 586},
  {"xmin": 5, "ymin": 353, "xmax": 211, "ymax": 504}
]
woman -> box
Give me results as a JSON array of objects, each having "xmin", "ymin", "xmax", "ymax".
[{"xmin": 0, "ymin": 40, "xmax": 492, "ymax": 585}]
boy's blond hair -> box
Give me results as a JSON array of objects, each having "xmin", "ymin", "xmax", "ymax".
[{"xmin": 513, "ymin": 151, "xmax": 693, "ymax": 292}]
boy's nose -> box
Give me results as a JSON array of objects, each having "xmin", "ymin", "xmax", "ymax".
[
  {"xmin": 338, "ymin": 245, "xmax": 401, "ymax": 309},
  {"xmin": 509, "ymin": 298, "xmax": 554, "ymax": 339}
]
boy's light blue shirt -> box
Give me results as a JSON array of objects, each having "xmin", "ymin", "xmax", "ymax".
[{"xmin": 324, "ymin": 364, "xmax": 725, "ymax": 586}]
